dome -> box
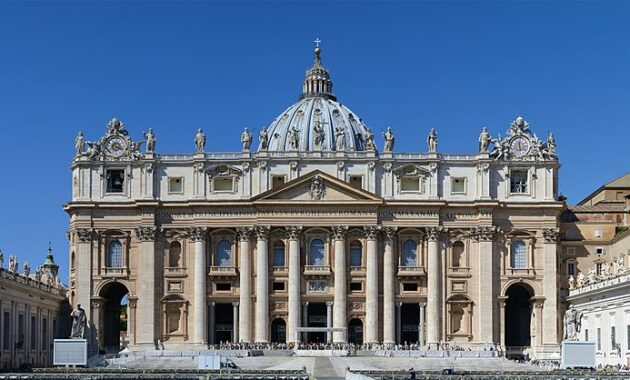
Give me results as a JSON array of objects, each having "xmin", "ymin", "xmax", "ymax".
[{"xmin": 260, "ymin": 46, "xmax": 375, "ymax": 152}]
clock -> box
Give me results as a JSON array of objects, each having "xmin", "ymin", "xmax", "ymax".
[
  {"xmin": 510, "ymin": 136, "xmax": 530, "ymax": 157},
  {"xmin": 105, "ymin": 136, "xmax": 128, "ymax": 158}
]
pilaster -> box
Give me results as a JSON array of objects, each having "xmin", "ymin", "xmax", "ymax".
[{"xmin": 135, "ymin": 226, "xmax": 160, "ymax": 347}]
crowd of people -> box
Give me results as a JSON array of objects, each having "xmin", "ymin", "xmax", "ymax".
[{"xmin": 208, "ymin": 341, "xmax": 496, "ymax": 353}]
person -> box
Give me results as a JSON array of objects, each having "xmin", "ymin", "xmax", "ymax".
[
  {"xmin": 194, "ymin": 129, "xmax": 206, "ymax": 153},
  {"xmin": 144, "ymin": 128, "xmax": 156, "ymax": 153},
  {"xmin": 70, "ymin": 304, "xmax": 87, "ymax": 339},
  {"xmin": 241, "ymin": 128, "xmax": 252, "ymax": 151},
  {"xmin": 383, "ymin": 127, "xmax": 395, "ymax": 152}
]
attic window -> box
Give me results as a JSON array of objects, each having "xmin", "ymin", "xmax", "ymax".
[
  {"xmin": 106, "ymin": 169, "xmax": 125, "ymax": 193},
  {"xmin": 213, "ymin": 177, "xmax": 234, "ymax": 192},
  {"xmin": 452, "ymin": 178, "xmax": 466, "ymax": 194},
  {"xmin": 349, "ymin": 175, "xmax": 363, "ymax": 190},
  {"xmin": 168, "ymin": 177, "xmax": 183, "ymax": 194},
  {"xmin": 401, "ymin": 177, "xmax": 420, "ymax": 192},
  {"xmin": 272, "ymin": 175, "xmax": 285, "ymax": 189}
]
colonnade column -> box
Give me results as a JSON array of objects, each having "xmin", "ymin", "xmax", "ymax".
[
  {"xmin": 425, "ymin": 226, "xmax": 443, "ymax": 348},
  {"xmin": 255, "ymin": 226, "xmax": 270, "ymax": 343},
  {"xmin": 326, "ymin": 301, "xmax": 333, "ymax": 343},
  {"xmin": 332, "ymin": 225, "xmax": 348, "ymax": 343},
  {"xmin": 287, "ymin": 226, "xmax": 302, "ymax": 344},
  {"xmin": 189, "ymin": 227, "xmax": 208, "ymax": 346},
  {"xmin": 418, "ymin": 302, "xmax": 426, "ymax": 347},
  {"xmin": 476, "ymin": 226, "xmax": 496, "ymax": 346},
  {"xmin": 136, "ymin": 226, "xmax": 160, "ymax": 347},
  {"xmin": 232, "ymin": 302, "xmax": 239, "ymax": 343},
  {"xmin": 383, "ymin": 227, "xmax": 397, "ymax": 345},
  {"xmin": 396, "ymin": 302, "xmax": 402, "ymax": 344},
  {"xmin": 302, "ymin": 302, "xmax": 309, "ymax": 342},
  {"xmin": 542, "ymin": 228, "xmax": 560, "ymax": 345},
  {"xmin": 208, "ymin": 302, "xmax": 215, "ymax": 345},
  {"xmin": 364, "ymin": 225, "xmax": 380, "ymax": 344},
  {"xmin": 237, "ymin": 228, "xmax": 252, "ymax": 343},
  {"xmin": 497, "ymin": 296, "xmax": 507, "ymax": 350}
]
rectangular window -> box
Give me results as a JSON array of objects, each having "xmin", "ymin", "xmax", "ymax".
[
  {"xmin": 168, "ymin": 177, "xmax": 184, "ymax": 194},
  {"xmin": 585, "ymin": 328, "xmax": 589, "ymax": 342},
  {"xmin": 349, "ymin": 282, "xmax": 362, "ymax": 291},
  {"xmin": 2, "ymin": 312, "xmax": 9, "ymax": 350},
  {"xmin": 42, "ymin": 319, "xmax": 48, "ymax": 351},
  {"xmin": 403, "ymin": 283, "xmax": 418, "ymax": 292},
  {"xmin": 595, "ymin": 247, "xmax": 605, "ymax": 255},
  {"xmin": 567, "ymin": 262, "xmax": 575, "ymax": 276},
  {"xmin": 31, "ymin": 316, "xmax": 36, "ymax": 350},
  {"xmin": 215, "ymin": 283, "xmax": 231, "ymax": 292},
  {"xmin": 349, "ymin": 176, "xmax": 363, "ymax": 190},
  {"xmin": 594, "ymin": 230, "xmax": 602, "ymax": 238},
  {"xmin": 272, "ymin": 282, "xmax": 285, "ymax": 291},
  {"xmin": 510, "ymin": 170, "xmax": 528, "ymax": 194},
  {"xmin": 597, "ymin": 327, "xmax": 601, "ymax": 350},
  {"xmin": 596, "ymin": 263, "xmax": 602, "ymax": 275},
  {"xmin": 18, "ymin": 314, "xmax": 24, "ymax": 349},
  {"xmin": 451, "ymin": 177, "xmax": 466, "ymax": 194},
  {"xmin": 566, "ymin": 246, "xmax": 576, "ymax": 255},
  {"xmin": 272, "ymin": 175, "xmax": 285, "ymax": 189},
  {"xmin": 106, "ymin": 169, "xmax": 125, "ymax": 193},
  {"xmin": 400, "ymin": 177, "xmax": 420, "ymax": 192},
  {"xmin": 213, "ymin": 177, "xmax": 234, "ymax": 192},
  {"xmin": 611, "ymin": 326, "xmax": 616, "ymax": 349}
]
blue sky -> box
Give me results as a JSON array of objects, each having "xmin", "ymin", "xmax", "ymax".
[{"xmin": 1, "ymin": 1, "xmax": 629, "ymax": 280}]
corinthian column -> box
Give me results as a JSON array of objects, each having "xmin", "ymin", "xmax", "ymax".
[
  {"xmin": 75, "ymin": 229, "xmax": 93, "ymax": 321},
  {"xmin": 332, "ymin": 225, "xmax": 348, "ymax": 343},
  {"xmin": 189, "ymin": 227, "xmax": 208, "ymax": 345},
  {"xmin": 254, "ymin": 225, "xmax": 270, "ymax": 343},
  {"xmin": 237, "ymin": 227, "xmax": 253, "ymax": 343},
  {"xmin": 475, "ymin": 226, "xmax": 497, "ymax": 346},
  {"xmin": 382, "ymin": 226, "xmax": 397, "ymax": 344},
  {"xmin": 364, "ymin": 225, "xmax": 380, "ymax": 344},
  {"xmin": 286, "ymin": 226, "xmax": 302, "ymax": 343},
  {"xmin": 425, "ymin": 226, "xmax": 443, "ymax": 348},
  {"xmin": 135, "ymin": 226, "xmax": 160, "ymax": 347},
  {"xmin": 542, "ymin": 228, "xmax": 560, "ymax": 345}
]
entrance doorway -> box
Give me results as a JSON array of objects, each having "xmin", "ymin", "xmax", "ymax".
[
  {"xmin": 401, "ymin": 303, "xmax": 420, "ymax": 344},
  {"xmin": 214, "ymin": 303, "xmax": 235, "ymax": 343},
  {"xmin": 306, "ymin": 303, "xmax": 326, "ymax": 343},
  {"xmin": 505, "ymin": 284, "xmax": 532, "ymax": 347},
  {"xmin": 271, "ymin": 318, "xmax": 286, "ymax": 343},
  {"xmin": 100, "ymin": 282, "xmax": 129, "ymax": 350},
  {"xmin": 348, "ymin": 318, "xmax": 363, "ymax": 345}
]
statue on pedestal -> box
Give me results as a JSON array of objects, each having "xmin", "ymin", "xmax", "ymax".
[
  {"xmin": 576, "ymin": 271, "xmax": 585, "ymax": 288},
  {"xmin": 616, "ymin": 255, "xmax": 625, "ymax": 274},
  {"xmin": 563, "ymin": 305, "xmax": 582, "ymax": 341},
  {"xmin": 588, "ymin": 266, "xmax": 597, "ymax": 284},
  {"xmin": 0, "ymin": 250, "xmax": 3, "ymax": 268},
  {"xmin": 194, "ymin": 129, "xmax": 206, "ymax": 153},
  {"xmin": 427, "ymin": 128, "xmax": 438, "ymax": 152},
  {"xmin": 383, "ymin": 127, "xmax": 395, "ymax": 152},
  {"xmin": 601, "ymin": 262, "xmax": 611, "ymax": 278},
  {"xmin": 335, "ymin": 126, "xmax": 346, "ymax": 151},
  {"xmin": 288, "ymin": 126, "xmax": 300, "ymax": 150},
  {"xmin": 8, "ymin": 255, "xmax": 18, "ymax": 273},
  {"xmin": 23, "ymin": 261, "xmax": 30, "ymax": 277},
  {"xmin": 70, "ymin": 304, "xmax": 87, "ymax": 339},
  {"xmin": 241, "ymin": 128, "xmax": 252, "ymax": 151},
  {"xmin": 74, "ymin": 132, "xmax": 85, "ymax": 157},
  {"xmin": 312, "ymin": 121, "xmax": 324, "ymax": 149},
  {"xmin": 568, "ymin": 275, "xmax": 575, "ymax": 289},
  {"xmin": 144, "ymin": 128, "xmax": 156, "ymax": 153},
  {"xmin": 479, "ymin": 127, "xmax": 491, "ymax": 153},
  {"xmin": 259, "ymin": 128, "xmax": 269, "ymax": 150},
  {"xmin": 364, "ymin": 128, "xmax": 376, "ymax": 151}
]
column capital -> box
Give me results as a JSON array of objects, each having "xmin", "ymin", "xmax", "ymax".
[
  {"xmin": 237, "ymin": 227, "xmax": 253, "ymax": 241},
  {"xmin": 136, "ymin": 226, "xmax": 161, "ymax": 241},
  {"xmin": 286, "ymin": 225, "xmax": 303, "ymax": 240},
  {"xmin": 254, "ymin": 225, "xmax": 271, "ymax": 241},
  {"xmin": 425, "ymin": 226, "xmax": 447, "ymax": 241},
  {"xmin": 419, "ymin": 302, "xmax": 426, "ymax": 308},
  {"xmin": 363, "ymin": 225, "xmax": 381, "ymax": 240},
  {"xmin": 326, "ymin": 301, "xmax": 333, "ymax": 306},
  {"xmin": 497, "ymin": 296, "xmax": 508, "ymax": 306},
  {"xmin": 471, "ymin": 225, "xmax": 499, "ymax": 242},
  {"xmin": 127, "ymin": 296, "xmax": 138, "ymax": 309},
  {"xmin": 188, "ymin": 227, "xmax": 208, "ymax": 242},
  {"xmin": 383, "ymin": 226, "xmax": 398, "ymax": 240},
  {"xmin": 232, "ymin": 302, "xmax": 240, "ymax": 307},
  {"xmin": 75, "ymin": 228, "xmax": 93, "ymax": 242},
  {"xmin": 331, "ymin": 225, "xmax": 348, "ymax": 240},
  {"xmin": 542, "ymin": 228, "xmax": 560, "ymax": 243}
]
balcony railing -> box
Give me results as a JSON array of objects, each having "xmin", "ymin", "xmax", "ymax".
[
  {"xmin": 272, "ymin": 266, "xmax": 288, "ymax": 273},
  {"xmin": 164, "ymin": 267, "xmax": 187, "ymax": 277},
  {"xmin": 505, "ymin": 268, "xmax": 536, "ymax": 277},
  {"xmin": 208, "ymin": 266, "xmax": 238, "ymax": 276},
  {"xmin": 397, "ymin": 266, "xmax": 426, "ymax": 277},
  {"xmin": 350, "ymin": 266, "xmax": 366, "ymax": 274},
  {"xmin": 303, "ymin": 265, "xmax": 332, "ymax": 276},
  {"xmin": 102, "ymin": 267, "xmax": 128, "ymax": 278}
]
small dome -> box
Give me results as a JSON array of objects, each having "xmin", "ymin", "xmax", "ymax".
[{"xmin": 261, "ymin": 46, "xmax": 374, "ymax": 152}]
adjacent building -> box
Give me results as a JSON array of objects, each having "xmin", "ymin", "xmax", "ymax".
[{"xmin": 65, "ymin": 46, "xmax": 563, "ymax": 359}]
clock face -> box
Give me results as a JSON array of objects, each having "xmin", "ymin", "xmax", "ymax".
[
  {"xmin": 105, "ymin": 136, "xmax": 127, "ymax": 157},
  {"xmin": 510, "ymin": 136, "xmax": 530, "ymax": 157}
]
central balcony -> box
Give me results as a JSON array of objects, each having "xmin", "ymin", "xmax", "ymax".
[
  {"xmin": 208, "ymin": 266, "xmax": 238, "ymax": 278},
  {"xmin": 303, "ymin": 265, "xmax": 332, "ymax": 277},
  {"xmin": 397, "ymin": 266, "xmax": 426, "ymax": 278},
  {"xmin": 102, "ymin": 267, "xmax": 129, "ymax": 278}
]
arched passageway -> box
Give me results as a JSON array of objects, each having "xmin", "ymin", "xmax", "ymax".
[
  {"xmin": 348, "ymin": 318, "xmax": 363, "ymax": 345},
  {"xmin": 270, "ymin": 318, "xmax": 286, "ymax": 343},
  {"xmin": 505, "ymin": 284, "xmax": 533, "ymax": 347},
  {"xmin": 100, "ymin": 282, "xmax": 129, "ymax": 350}
]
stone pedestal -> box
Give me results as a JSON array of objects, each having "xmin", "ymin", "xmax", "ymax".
[{"xmin": 561, "ymin": 340, "xmax": 596, "ymax": 369}]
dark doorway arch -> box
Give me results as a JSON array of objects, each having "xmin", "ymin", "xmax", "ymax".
[
  {"xmin": 270, "ymin": 318, "xmax": 286, "ymax": 343},
  {"xmin": 505, "ymin": 283, "xmax": 532, "ymax": 347},
  {"xmin": 348, "ymin": 318, "xmax": 363, "ymax": 345},
  {"xmin": 100, "ymin": 282, "xmax": 129, "ymax": 350}
]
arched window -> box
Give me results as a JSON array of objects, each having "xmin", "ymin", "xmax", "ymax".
[
  {"xmin": 402, "ymin": 239, "xmax": 417, "ymax": 267},
  {"xmin": 349, "ymin": 241, "xmax": 362, "ymax": 267},
  {"xmin": 273, "ymin": 241, "xmax": 285, "ymax": 267},
  {"xmin": 107, "ymin": 240, "xmax": 123, "ymax": 268},
  {"xmin": 452, "ymin": 241, "xmax": 465, "ymax": 268},
  {"xmin": 70, "ymin": 251, "xmax": 75, "ymax": 270},
  {"xmin": 216, "ymin": 240, "xmax": 232, "ymax": 267},
  {"xmin": 169, "ymin": 241, "xmax": 182, "ymax": 267},
  {"xmin": 309, "ymin": 239, "xmax": 325, "ymax": 266},
  {"xmin": 511, "ymin": 240, "xmax": 527, "ymax": 269}
]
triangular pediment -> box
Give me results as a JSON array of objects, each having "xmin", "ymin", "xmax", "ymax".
[{"xmin": 253, "ymin": 170, "xmax": 382, "ymax": 203}]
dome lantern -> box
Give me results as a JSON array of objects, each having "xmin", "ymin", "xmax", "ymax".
[{"xmin": 300, "ymin": 42, "xmax": 336, "ymax": 101}]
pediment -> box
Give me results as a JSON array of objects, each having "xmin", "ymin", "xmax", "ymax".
[{"xmin": 253, "ymin": 170, "xmax": 382, "ymax": 203}]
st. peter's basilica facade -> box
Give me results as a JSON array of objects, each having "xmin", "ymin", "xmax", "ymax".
[{"xmin": 65, "ymin": 46, "xmax": 562, "ymax": 359}]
